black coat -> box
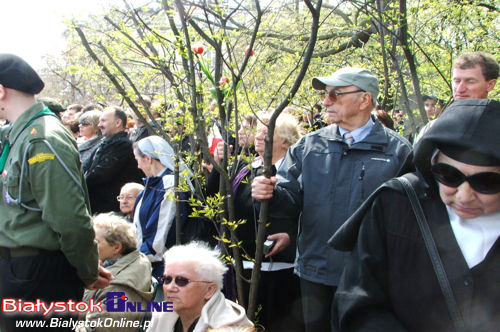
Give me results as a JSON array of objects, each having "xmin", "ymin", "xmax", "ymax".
[
  {"xmin": 205, "ymin": 159, "xmax": 298, "ymax": 263},
  {"xmin": 84, "ymin": 131, "xmax": 143, "ymax": 214},
  {"xmin": 128, "ymin": 124, "xmax": 151, "ymax": 143},
  {"xmin": 329, "ymin": 175, "xmax": 500, "ymax": 331}
]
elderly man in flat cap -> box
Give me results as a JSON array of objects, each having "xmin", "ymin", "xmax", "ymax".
[
  {"xmin": 0, "ymin": 54, "xmax": 112, "ymax": 332},
  {"xmin": 251, "ymin": 67, "xmax": 414, "ymax": 332}
]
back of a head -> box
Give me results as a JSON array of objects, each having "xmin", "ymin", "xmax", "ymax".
[
  {"xmin": 275, "ymin": 112, "xmax": 302, "ymax": 146},
  {"xmin": 82, "ymin": 103, "xmax": 104, "ymax": 113},
  {"xmin": 92, "ymin": 212, "xmax": 138, "ymax": 255},
  {"xmin": 137, "ymin": 95, "xmax": 152, "ymax": 108},
  {"xmin": 67, "ymin": 120, "xmax": 80, "ymax": 135},
  {"xmin": 243, "ymin": 114, "xmax": 258, "ymax": 128},
  {"xmin": 372, "ymin": 109, "xmax": 395, "ymax": 130},
  {"xmin": 67, "ymin": 103, "xmax": 84, "ymax": 113}
]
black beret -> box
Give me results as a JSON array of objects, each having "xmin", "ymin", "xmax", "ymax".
[{"xmin": 0, "ymin": 54, "xmax": 44, "ymax": 94}]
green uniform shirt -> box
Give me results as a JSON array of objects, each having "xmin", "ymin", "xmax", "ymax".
[{"xmin": 0, "ymin": 102, "xmax": 98, "ymax": 286}]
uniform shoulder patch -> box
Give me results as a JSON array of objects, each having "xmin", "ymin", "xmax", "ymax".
[
  {"xmin": 30, "ymin": 128, "xmax": 38, "ymax": 135},
  {"xmin": 28, "ymin": 153, "xmax": 55, "ymax": 165}
]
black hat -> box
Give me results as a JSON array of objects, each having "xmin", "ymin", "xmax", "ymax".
[
  {"xmin": 414, "ymin": 99, "xmax": 500, "ymax": 182},
  {"xmin": 0, "ymin": 54, "xmax": 44, "ymax": 94},
  {"xmin": 37, "ymin": 97, "xmax": 65, "ymax": 115}
]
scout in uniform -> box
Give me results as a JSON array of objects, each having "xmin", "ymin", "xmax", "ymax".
[{"xmin": 0, "ymin": 54, "xmax": 112, "ymax": 331}]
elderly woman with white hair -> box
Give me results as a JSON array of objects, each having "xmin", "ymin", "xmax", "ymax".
[
  {"xmin": 79, "ymin": 213, "xmax": 153, "ymax": 332},
  {"xmin": 147, "ymin": 241, "xmax": 253, "ymax": 332},
  {"xmin": 133, "ymin": 135, "xmax": 194, "ymax": 279}
]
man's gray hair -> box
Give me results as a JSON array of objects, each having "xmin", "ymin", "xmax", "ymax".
[{"xmin": 163, "ymin": 241, "xmax": 228, "ymax": 290}]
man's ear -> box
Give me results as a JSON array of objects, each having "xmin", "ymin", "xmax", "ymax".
[
  {"xmin": 358, "ymin": 91, "xmax": 373, "ymax": 110},
  {"xmin": 486, "ymin": 78, "xmax": 497, "ymax": 93},
  {"xmin": 115, "ymin": 117, "xmax": 124, "ymax": 130}
]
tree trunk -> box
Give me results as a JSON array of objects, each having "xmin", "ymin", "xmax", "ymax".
[{"xmin": 398, "ymin": 0, "xmax": 427, "ymax": 125}]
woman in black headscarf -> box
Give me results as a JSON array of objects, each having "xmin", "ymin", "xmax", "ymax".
[{"xmin": 330, "ymin": 99, "xmax": 500, "ymax": 331}]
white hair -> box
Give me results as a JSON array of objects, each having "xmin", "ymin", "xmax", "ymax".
[
  {"xmin": 163, "ymin": 241, "xmax": 228, "ymax": 290},
  {"xmin": 257, "ymin": 111, "xmax": 302, "ymax": 146}
]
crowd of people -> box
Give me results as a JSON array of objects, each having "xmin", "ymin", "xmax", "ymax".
[{"xmin": 0, "ymin": 49, "xmax": 498, "ymax": 332}]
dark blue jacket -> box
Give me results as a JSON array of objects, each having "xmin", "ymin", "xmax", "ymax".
[
  {"xmin": 134, "ymin": 168, "xmax": 188, "ymax": 262},
  {"xmin": 268, "ymin": 115, "xmax": 413, "ymax": 286}
]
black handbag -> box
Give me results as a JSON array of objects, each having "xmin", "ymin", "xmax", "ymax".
[{"xmin": 396, "ymin": 176, "xmax": 466, "ymax": 332}]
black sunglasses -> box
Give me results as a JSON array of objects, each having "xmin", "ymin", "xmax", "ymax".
[
  {"xmin": 320, "ymin": 89, "xmax": 364, "ymax": 102},
  {"xmin": 158, "ymin": 275, "xmax": 212, "ymax": 287},
  {"xmin": 79, "ymin": 121, "xmax": 91, "ymax": 126},
  {"xmin": 431, "ymin": 163, "xmax": 500, "ymax": 194}
]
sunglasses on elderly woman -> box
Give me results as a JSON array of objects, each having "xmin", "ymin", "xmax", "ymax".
[
  {"xmin": 79, "ymin": 121, "xmax": 91, "ymax": 126},
  {"xmin": 158, "ymin": 275, "xmax": 212, "ymax": 287},
  {"xmin": 320, "ymin": 89, "xmax": 364, "ymax": 102},
  {"xmin": 431, "ymin": 163, "xmax": 500, "ymax": 194}
]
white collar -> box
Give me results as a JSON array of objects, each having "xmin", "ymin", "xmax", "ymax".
[
  {"xmin": 447, "ymin": 206, "xmax": 500, "ymax": 268},
  {"xmin": 250, "ymin": 157, "xmax": 283, "ymax": 169}
]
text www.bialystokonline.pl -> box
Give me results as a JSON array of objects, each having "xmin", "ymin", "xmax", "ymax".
[{"xmin": 15, "ymin": 317, "xmax": 153, "ymax": 329}]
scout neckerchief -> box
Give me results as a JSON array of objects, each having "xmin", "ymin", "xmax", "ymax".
[{"xmin": 0, "ymin": 107, "xmax": 57, "ymax": 173}]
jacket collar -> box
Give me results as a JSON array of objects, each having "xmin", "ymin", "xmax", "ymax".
[
  {"xmin": 318, "ymin": 115, "xmax": 390, "ymax": 150},
  {"xmin": 9, "ymin": 102, "xmax": 45, "ymax": 143},
  {"xmin": 102, "ymin": 131, "xmax": 128, "ymax": 144},
  {"xmin": 142, "ymin": 167, "xmax": 172, "ymax": 186},
  {"xmin": 79, "ymin": 135, "xmax": 102, "ymax": 149}
]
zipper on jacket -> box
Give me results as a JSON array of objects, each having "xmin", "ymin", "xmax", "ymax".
[{"xmin": 358, "ymin": 162, "xmax": 365, "ymax": 181}]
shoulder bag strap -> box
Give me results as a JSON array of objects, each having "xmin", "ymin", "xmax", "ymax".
[{"xmin": 396, "ymin": 176, "xmax": 466, "ymax": 332}]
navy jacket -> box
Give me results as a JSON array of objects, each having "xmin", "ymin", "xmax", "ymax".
[
  {"xmin": 134, "ymin": 168, "xmax": 189, "ymax": 262},
  {"xmin": 267, "ymin": 115, "xmax": 413, "ymax": 285}
]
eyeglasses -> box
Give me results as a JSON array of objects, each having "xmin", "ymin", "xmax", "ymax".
[
  {"xmin": 159, "ymin": 275, "xmax": 212, "ymax": 287},
  {"xmin": 320, "ymin": 89, "xmax": 364, "ymax": 102},
  {"xmin": 79, "ymin": 121, "xmax": 91, "ymax": 126},
  {"xmin": 116, "ymin": 195, "xmax": 135, "ymax": 201},
  {"xmin": 431, "ymin": 163, "xmax": 500, "ymax": 194}
]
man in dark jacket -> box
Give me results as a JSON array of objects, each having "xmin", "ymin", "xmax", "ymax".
[
  {"xmin": 84, "ymin": 107, "xmax": 143, "ymax": 214},
  {"xmin": 330, "ymin": 99, "xmax": 500, "ymax": 331},
  {"xmin": 252, "ymin": 68, "xmax": 413, "ymax": 332}
]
